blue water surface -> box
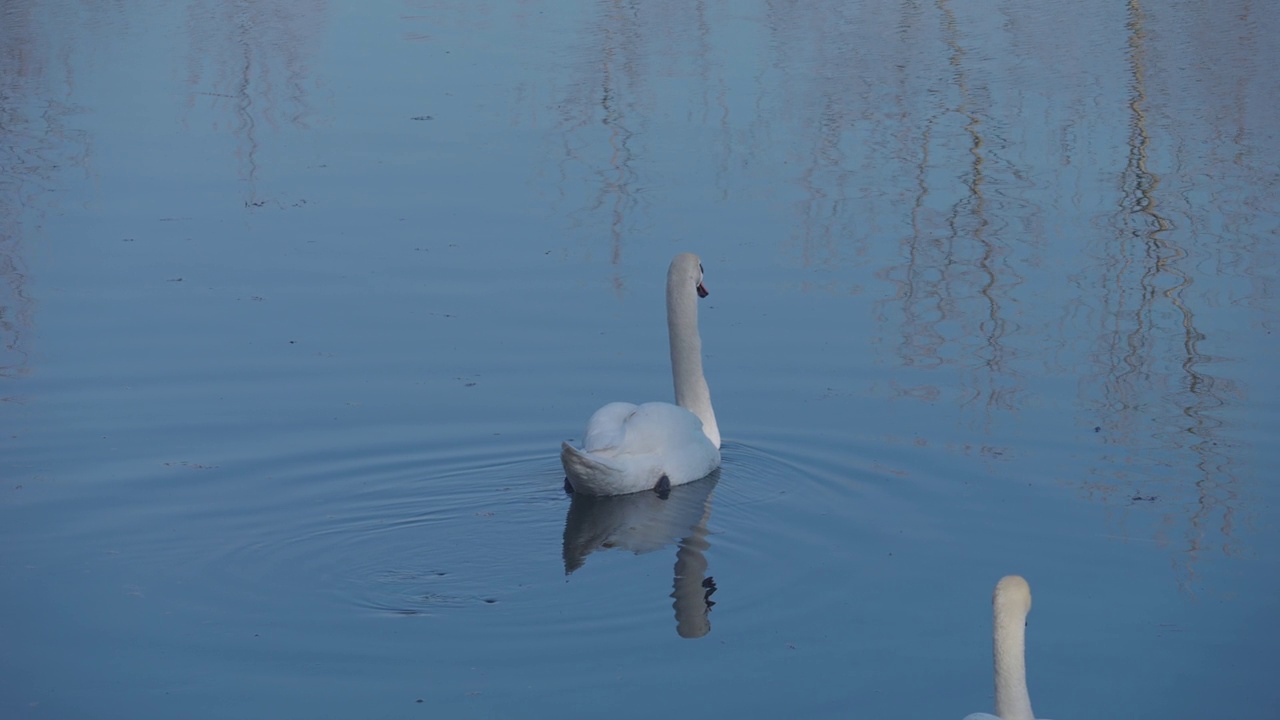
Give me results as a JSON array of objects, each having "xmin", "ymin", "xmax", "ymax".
[{"xmin": 2, "ymin": 2, "xmax": 1278, "ymax": 719}]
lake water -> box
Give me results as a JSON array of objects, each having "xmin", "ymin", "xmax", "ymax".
[{"xmin": 2, "ymin": 2, "xmax": 1278, "ymax": 718}]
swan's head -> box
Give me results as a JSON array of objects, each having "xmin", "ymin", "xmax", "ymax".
[
  {"xmin": 670, "ymin": 253, "xmax": 709, "ymax": 299},
  {"xmin": 994, "ymin": 574, "xmax": 1032, "ymax": 618}
]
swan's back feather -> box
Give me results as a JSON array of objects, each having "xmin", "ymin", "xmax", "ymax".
[
  {"xmin": 563, "ymin": 401, "xmax": 719, "ymax": 495},
  {"xmin": 582, "ymin": 402, "xmax": 640, "ymax": 451}
]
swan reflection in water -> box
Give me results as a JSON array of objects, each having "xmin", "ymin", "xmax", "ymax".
[{"xmin": 562, "ymin": 473, "xmax": 719, "ymax": 638}]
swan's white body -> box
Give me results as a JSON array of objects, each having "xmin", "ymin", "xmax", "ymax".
[
  {"xmin": 963, "ymin": 575, "xmax": 1053, "ymax": 720},
  {"xmin": 561, "ymin": 253, "xmax": 721, "ymax": 496}
]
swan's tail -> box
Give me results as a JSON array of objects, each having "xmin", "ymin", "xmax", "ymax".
[{"xmin": 561, "ymin": 442, "xmax": 623, "ymax": 495}]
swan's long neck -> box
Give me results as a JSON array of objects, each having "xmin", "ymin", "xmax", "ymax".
[
  {"xmin": 993, "ymin": 600, "xmax": 1034, "ymax": 720},
  {"xmin": 668, "ymin": 260, "xmax": 720, "ymax": 449}
]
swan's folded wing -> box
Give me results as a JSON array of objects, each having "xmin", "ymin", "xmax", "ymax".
[
  {"xmin": 581, "ymin": 402, "xmax": 704, "ymax": 457},
  {"xmin": 612, "ymin": 402, "xmax": 710, "ymax": 456},
  {"xmin": 582, "ymin": 402, "xmax": 640, "ymax": 451},
  {"xmin": 562, "ymin": 442, "xmax": 638, "ymax": 495},
  {"xmin": 563, "ymin": 402, "xmax": 718, "ymax": 494},
  {"xmin": 562, "ymin": 441, "xmax": 623, "ymax": 472}
]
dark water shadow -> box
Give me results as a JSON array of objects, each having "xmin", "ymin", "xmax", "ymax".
[{"xmin": 562, "ymin": 472, "xmax": 719, "ymax": 638}]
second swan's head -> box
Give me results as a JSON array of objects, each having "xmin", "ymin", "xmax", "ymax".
[
  {"xmin": 994, "ymin": 575, "xmax": 1032, "ymax": 618},
  {"xmin": 670, "ymin": 253, "xmax": 709, "ymax": 299}
]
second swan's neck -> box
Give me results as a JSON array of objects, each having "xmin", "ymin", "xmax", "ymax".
[
  {"xmin": 668, "ymin": 258, "xmax": 719, "ymax": 449},
  {"xmin": 993, "ymin": 591, "xmax": 1034, "ymax": 720}
]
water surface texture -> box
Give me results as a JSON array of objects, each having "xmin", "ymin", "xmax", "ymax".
[{"xmin": 3, "ymin": 2, "xmax": 1278, "ymax": 719}]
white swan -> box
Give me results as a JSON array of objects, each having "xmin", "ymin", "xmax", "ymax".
[
  {"xmin": 561, "ymin": 253, "xmax": 721, "ymax": 496},
  {"xmin": 964, "ymin": 575, "xmax": 1053, "ymax": 720}
]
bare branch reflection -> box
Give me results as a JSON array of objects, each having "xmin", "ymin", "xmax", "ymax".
[
  {"xmin": 400, "ymin": 1, "xmax": 1275, "ymax": 591},
  {"xmin": 183, "ymin": 1, "xmax": 327, "ymax": 207},
  {"xmin": 870, "ymin": 1, "xmax": 1027, "ymax": 424},
  {"xmin": 0, "ymin": 1, "xmax": 93, "ymax": 380},
  {"xmin": 550, "ymin": 0, "xmax": 655, "ymax": 292},
  {"xmin": 1077, "ymin": 0, "xmax": 1245, "ymax": 591}
]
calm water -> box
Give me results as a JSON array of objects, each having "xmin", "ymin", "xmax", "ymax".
[{"xmin": 3, "ymin": 2, "xmax": 1278, "ymax": 718}]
